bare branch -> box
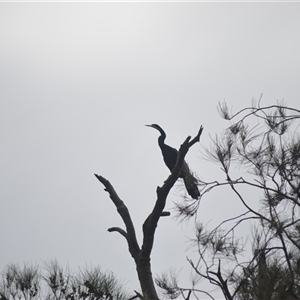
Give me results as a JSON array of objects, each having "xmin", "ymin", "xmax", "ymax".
[
  {"xmin": 94, "ymin": 174, "xmax": 140, "ymax": 257},
  {"xmin": 107, "ymin": 227, "xmax": 128, "ymax": 239},
  {"xmin": 142, "ymin": 127, "xmax": 204, "ymax": 258}
]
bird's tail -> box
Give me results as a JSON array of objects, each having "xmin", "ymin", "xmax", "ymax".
[{"xmin": 182, "ymin": 162, "xmax": 200, "ymax": 199}]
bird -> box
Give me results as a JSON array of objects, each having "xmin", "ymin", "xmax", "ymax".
[{"xmin": 146, "ymin": 124, "xmax": 200, "ymax": 199}]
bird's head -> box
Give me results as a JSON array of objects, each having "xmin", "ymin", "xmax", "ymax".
[
  {"xmin": 145, "ymin": 124, "xmax": 166, "ymax": 137},
  {"xmin": 145, "ymin": 124, "xmax": 162, "ymax": 131}
]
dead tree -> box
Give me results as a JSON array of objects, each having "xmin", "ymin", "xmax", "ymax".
[{"xmin": 94, "ymin": 126, "xmax": 203, "ymax": 299}]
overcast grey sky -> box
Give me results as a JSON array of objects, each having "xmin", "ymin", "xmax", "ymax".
[{"xmin": 1, "ymin": 2, "xmax": 300, "ymax": 298}]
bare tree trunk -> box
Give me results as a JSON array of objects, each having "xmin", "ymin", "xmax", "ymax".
[{"xmin": 136, "ymin": 255, "xmax": 159, "ymax": 299}]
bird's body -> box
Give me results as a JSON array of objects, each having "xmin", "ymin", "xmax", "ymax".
[{"xmin": 146, "ymin": 124, "xmax": 200, "ymax": 199}]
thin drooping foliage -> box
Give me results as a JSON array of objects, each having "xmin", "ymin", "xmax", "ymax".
[{"xmin": 157, "ymin": 99, "xmax": 300, "ymax": 299}]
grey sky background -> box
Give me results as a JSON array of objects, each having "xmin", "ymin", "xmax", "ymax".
[{"xmin": 1, "ymin": 3, "xmax": 300, "ymax": 298}]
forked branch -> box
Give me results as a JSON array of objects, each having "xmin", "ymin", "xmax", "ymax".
[
  {"xmin": 142, "ymin": 126, "xmax": 204, "ymax": 257},
  {"xmin": 94, "ymin": 174, "xmax": 140, "ymax": 258}
]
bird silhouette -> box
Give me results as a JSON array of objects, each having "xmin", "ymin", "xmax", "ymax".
[{"xmin": 146, "ymin": 124, "xmax": 200, "ymax": 199}]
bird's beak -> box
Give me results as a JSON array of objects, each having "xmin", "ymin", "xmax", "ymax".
[{"xmin": 145, "ymin": 125, "xmax": 152, "ymax": 127}]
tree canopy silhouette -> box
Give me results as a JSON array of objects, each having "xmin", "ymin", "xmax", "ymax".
[{"xmin": 157, "ymin": 98, "xmax": 300, "ymax": 299}]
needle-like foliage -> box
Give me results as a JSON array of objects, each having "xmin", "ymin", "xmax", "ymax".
[{"xmin": 163, "ymin": 98, "xmax": 300, "ymax": 299}]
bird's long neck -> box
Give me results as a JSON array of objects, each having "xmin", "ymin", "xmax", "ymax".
[{"xmin": 158, "ymin": 130, "xmax": 166, "ymax": 149}]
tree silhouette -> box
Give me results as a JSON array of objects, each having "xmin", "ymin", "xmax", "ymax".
[
  {"xmin": 157, "ymin": 98, "xmax": 300, "ymax": 299},
  {"xmin": 0, "ymin": 260, "xmax": 131, "ymax": 300},
  {"xmin": 94, "ymin": 126, "xmax": 203, "ymax": 299}
]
